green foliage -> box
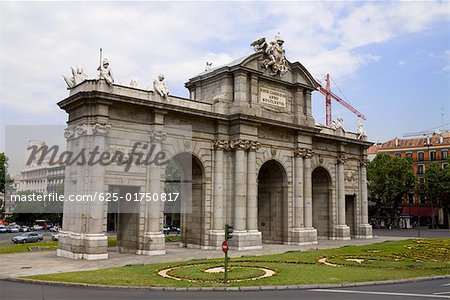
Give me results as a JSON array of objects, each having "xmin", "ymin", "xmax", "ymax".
[
  {"xmin": 1, "ymin": 152, "xmax": 13, "ymax": 212},
  {"xmin": 367, "ymin": 153, "xmax": 416, "ymax": 224},
  {"xmin": 425, "ymin": 159, "xmax": 450, "ymax": 227}
]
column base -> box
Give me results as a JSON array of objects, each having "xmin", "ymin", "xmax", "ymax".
[
  {"xmin": 290, "ymin": 227, "xmax": 318, "ymax": 244},
  {"xmin": 57, "ymin": 231, "xmax": 108, "ymax": 260},
  {"xmin": 333, "ymin": 225, "xmax": 351, "ymax": 240},
  {"xmin": 139, "ymin": 232, "xmax": 166, "ymax": 255},
  {"xmin": 228, "ymin": 230, "xmax": 262, "ymax": 250},
  {"xmin": 208, "ymin": 230, "xmax": 225, "ymax": 249},
  {"xmin": 355, "ymin": 224, "xmax": 373, "ymax": 239}
]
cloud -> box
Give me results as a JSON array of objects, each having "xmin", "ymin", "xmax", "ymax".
[{"xmin": 0, "ymin": 1, "xmax": 448, "ymax": 124}]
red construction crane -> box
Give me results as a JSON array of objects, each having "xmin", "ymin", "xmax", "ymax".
[{"xmin": 316, "ymin": 73, "xmax": 366, "ymax": 126}]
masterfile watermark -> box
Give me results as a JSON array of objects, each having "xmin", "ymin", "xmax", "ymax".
[{"xmin": 26, "ymin": 141, "xmax": 168, "ymax": 172}]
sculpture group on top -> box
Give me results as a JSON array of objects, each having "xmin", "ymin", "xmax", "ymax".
[
  {"xmin": 62, "ymin": 55, "xmax": 170, "ymax": 99},
  {"xmin": 251, "ymin": 33, "xmax": 289, "ymax": 76},
  {"xmin": 153, "ymin": 74, "xmax": 170, "ymax": 100},
  {"xmin": 97, "ymin": 58, "xmax": 114, "ymax": 84},
  {"xmin": 62, "ymin": 66, "xmax": 88, "ymax": 89}
]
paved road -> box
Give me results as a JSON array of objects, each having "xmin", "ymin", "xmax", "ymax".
[{"xmin": 0, "ymin": 278, "xmax": 449, "ymax": 300}]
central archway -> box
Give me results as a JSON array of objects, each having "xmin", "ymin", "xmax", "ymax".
[
  {"xmin": 312, "ymin": 167, "xmax": 331, "ymax": 238},
  {"xmin": 164, "ymin": 152, "xmax": 205, "ymax": 247},
  {"xmin": 257, "ymin": 160, "xmax": 287, "ymax": 244}
]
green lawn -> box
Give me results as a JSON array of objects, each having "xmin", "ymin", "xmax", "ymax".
[
  {"xmin": 0, "ymin": 236, "xmax": 117, "ymax": 254},
  {"xmin": 25, "ymin": 238, "xmax": 450, "ymax": 287},
  {"xmin": 0, "ymin": 241, "xmax": 58, "ymax": 254}
]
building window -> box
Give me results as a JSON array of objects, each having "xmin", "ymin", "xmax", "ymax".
[
  {"xmin": 430, "ymin": 151, "xmax": 436, "ymax": 161},
  {"xmin": 406, "ymin": 152, "xmax": 412, "ymax": 158},
  {"xmin": 395, "ymin": 152, "xmax": 401, "ymax": 158},
  {"xmin": 443, "ymin": 150, "xmax": 448, "ymax": 159},
  {"xmin": 417, "ymin": 164, "xmax": 424, "ymax": 174},
  {"xmin": 418, "ymin": 151, "xmax": 424, "ymax": 161}
]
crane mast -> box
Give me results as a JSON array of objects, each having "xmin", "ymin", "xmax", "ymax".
[{"xmin": 316, "ymin": 73, "xmax": 366, "ymax": 126}]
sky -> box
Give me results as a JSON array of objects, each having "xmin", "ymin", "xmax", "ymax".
[{"xmin": 1, "ymin": 1, "xmax": 449, "ymax": 155}]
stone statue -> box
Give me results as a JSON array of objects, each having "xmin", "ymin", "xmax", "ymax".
[
  {"xmin": 97, "ymin": 58, "xmax": 114, "ymax": 84},
  {"xmin": 153, "ymin": 74, "xmax": 169, "ymax": 99},
  {"xmin": 130, "ymin": 79, "xmax": 138, "ymax": 88},
  {"xmin": 251, "ymin": 33, "xmax": 289, "ymax": 76},
  {"xmin": 330, "ymin": 117, "xmax": 345, "ymax": 131},
  {"xmin": 357, "ymin": 121, "xmax": 367, "ymax": 140},
  {"xmin": 62, "ymin": 66, "xmax": 88, "ymax": 89},
  {"xmin": 205, "ymin": 62, "xmax": 212, "ymax": 71}
]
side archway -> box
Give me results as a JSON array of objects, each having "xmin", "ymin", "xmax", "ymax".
[
  {"xmin": 165, "ymin": 152, "xmax": 205, "ymax": 247},
  {"xmin": 312, "ymin": 167, "xmax": 332, "ymax": 238},
  {"xmin": 257, "ymin": 160, "xmax": 288, "ymax": 243}
]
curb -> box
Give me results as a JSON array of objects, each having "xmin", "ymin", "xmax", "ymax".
[{"xmin": 4, "ymin": 275, "xmax": 450, "ymax": 291}]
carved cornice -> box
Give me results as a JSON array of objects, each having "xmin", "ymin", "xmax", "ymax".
[{"xmin": 65, "ymin": 123, "xmax": 111, "ymax": 140}]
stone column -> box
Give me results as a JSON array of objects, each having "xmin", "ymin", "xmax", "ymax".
[
  {"xmin": 213, "ymin": 141, "xmax": 226, "ymax": 230},
  {"xmin": 247, "ymin": 141, "xmax": 260, "ymax": 231},
  {"xmin": 229, "ymin": 139, "xmax": 261, "ymax": 250},
  {"xmin": 335, "ymin": 155, "xmax": 350, "ymax": 240},
  {"xmin": 294, "ymin": 150, "xmax": 304, "ymax": 228},
  {"xmin": 209, "ymin": 140, "xmax": 228, "ymax": 248},
  {"xmin": 57, "ymin": 123, "xmax": 111, "ymax": 260},
  {"xmin": 291, "ymin": 148, "xmax": 316, "ymax": 244},
  {"xmin": 141, "ymin": 129, "xmax": 166, "ymax": 255},
  {"xmin": 357, "ymin": 159, "xmax": 373, "ymax": 238},
  {"xmin": 233, "ymin": 140, "xmax": 248, "ymax": 232},
  {"xmin": 303, "ymin": 150, "xmax": 313, "ymax": 229}
]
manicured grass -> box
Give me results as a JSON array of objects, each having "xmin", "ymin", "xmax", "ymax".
[
  {"xmin": 1, "ymin": 237, "xmax": 118, "ymax": 254},
  {"xmin": 167, "ymin": 264, "xmax": 265, "ymax": 282},
  {"xmin": 25, "ymin": 239, "xmax": 450, "ymax": 287},
  {"xmin": 0, "ymin": 241, "xmax": 58, "ymax": 254}
]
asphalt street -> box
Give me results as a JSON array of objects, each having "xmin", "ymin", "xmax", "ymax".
[{"xmin": 0, "ymin": 278, "xmax": 449, "ymax": 300}]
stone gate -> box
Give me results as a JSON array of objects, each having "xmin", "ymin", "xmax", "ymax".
[{"xmin": 57, "ymin": 37, "xmax": 372, "ymax": 260}]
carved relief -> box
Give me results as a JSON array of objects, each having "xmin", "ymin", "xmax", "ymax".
[{"xmin": 65, "ymin": 123, "xmax": 111, "ymax": 140}]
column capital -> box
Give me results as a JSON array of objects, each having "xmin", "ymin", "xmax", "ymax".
[
  {"xmin": 149, "ymin": 130, "xmax": 167, "ymax": 142},
  {"xmin": 294, "ymin": 147, "xmax": 313, "ymax": 158},
  {"xmin": 360, "ymin": 159, "xmax": 370, "ymax": 167},
  {"xmin": 337, "ymin": 154, "xmax": 347, "ymax": 164},
  {"xmin": 249, "ymin": 141, "xmax": 261, "ymax": 151},
  {"xmin": 213, "ymin": 139, "xmax": 232, "ymax": 150},
  {"xmin": 230, "ymin": 139, "xmax": 251, "ymax": 150}
]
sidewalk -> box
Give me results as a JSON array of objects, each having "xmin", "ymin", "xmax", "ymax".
[{"xmin": 0, "ymin": 235, "xmax": 412, "ymax": 279}]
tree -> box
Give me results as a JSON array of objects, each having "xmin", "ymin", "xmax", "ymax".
[
  {"xmin": 0, "ymin": 153, "xmax": 13, "ymax": 213},
  {"xmin": 425, "ymin": 158, "xmax": 450, "ymax": 228},
  {"xmin": 367, "ymin": 153, "xmax": 416, "ymax": 228}
]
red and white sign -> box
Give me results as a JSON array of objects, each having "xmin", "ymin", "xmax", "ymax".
[{"xmin": 222, "ymin": 241, "xmax": 229, "ymax": 253}]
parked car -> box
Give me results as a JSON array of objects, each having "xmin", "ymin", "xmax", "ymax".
[
  {"xmin": 0, "ymin": 225, "xmax": 7, "ymax": 233},
  {"xmin": 20, "ymin": 226, "xmax": 30, "ymax": 232},
  {"xmin": 12, "ymin": 232, "xmax": 44, "ymax": 244},
  {"xmin": 49, "ymin": 226, "xmax": 60, "ymax": 232},
  {"xmin": 8, "ymin": 226, "xmax": 20, "ymax": 233},
  {"xmin": 51, "ymin": 233, "xmax": 59, "ymax": 241},
  {"xmin": 32, "ymin": 224, "xmax": 43, "ymax": 231}
]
